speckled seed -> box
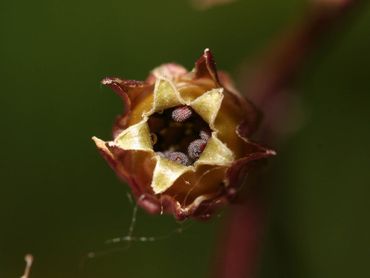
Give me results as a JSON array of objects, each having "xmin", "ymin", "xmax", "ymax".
[
  {"xmin": 171, "ymin": 106, "xmax": 193, "ymax": 122},
  {"xmin": 166, "ymin": 151, "xmax": 191, "ymax": 166},
  {"xmin": 188, "ymin": 139, "xmax": 207, "ymax": 160}
]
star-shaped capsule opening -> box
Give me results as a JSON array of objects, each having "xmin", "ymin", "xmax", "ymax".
[{"xmin": 107, "ymin": 78, "xmax": 234, "ymax": 194}]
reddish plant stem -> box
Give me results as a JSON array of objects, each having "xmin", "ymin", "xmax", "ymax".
[
  {"xmin": 213, "ymin": 1, "xmax": 362, "ymax": 278},
  {"xmin": 213, "ymin": 185, "xmax": 266, "ymax": 278}
]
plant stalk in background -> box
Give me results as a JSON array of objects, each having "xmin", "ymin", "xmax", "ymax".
[{"xmin": 213, "ymin": 1, "xmax": 364, "ymax": 277}]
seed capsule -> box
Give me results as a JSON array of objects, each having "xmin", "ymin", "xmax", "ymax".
[{"xmin": 93, "ymin": 49, "xmax": 276, "ymax": 220}]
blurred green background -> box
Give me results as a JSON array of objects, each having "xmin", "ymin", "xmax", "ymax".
[{"xmin": 1, "ymin": 0, "xmax": 370, "ymax": 277}]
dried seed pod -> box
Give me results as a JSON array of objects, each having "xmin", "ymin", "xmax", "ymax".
[{"xmin": 93, "ymin": 49, "xmax": 275, "ymax": 220}]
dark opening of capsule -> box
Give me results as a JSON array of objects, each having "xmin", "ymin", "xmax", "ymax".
[{"xmin": 147, "ymin": 105, "xmax": 211, "ymax": 166}]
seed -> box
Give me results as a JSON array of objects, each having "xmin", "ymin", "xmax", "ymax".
[
  {"xmin": 171, "ymin": 106, "xmax": 193, "ymax": 122},
  {"xmin": 188, "ymin": 139, "xmax": 207, "ymax": 160},
  {"xmin": 166, "ymin": 151, "xmax": 191, "ymax": 166},
  {"xmin": 199, "ymin": 130, "xmax": 211, "ymax": 140}
]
